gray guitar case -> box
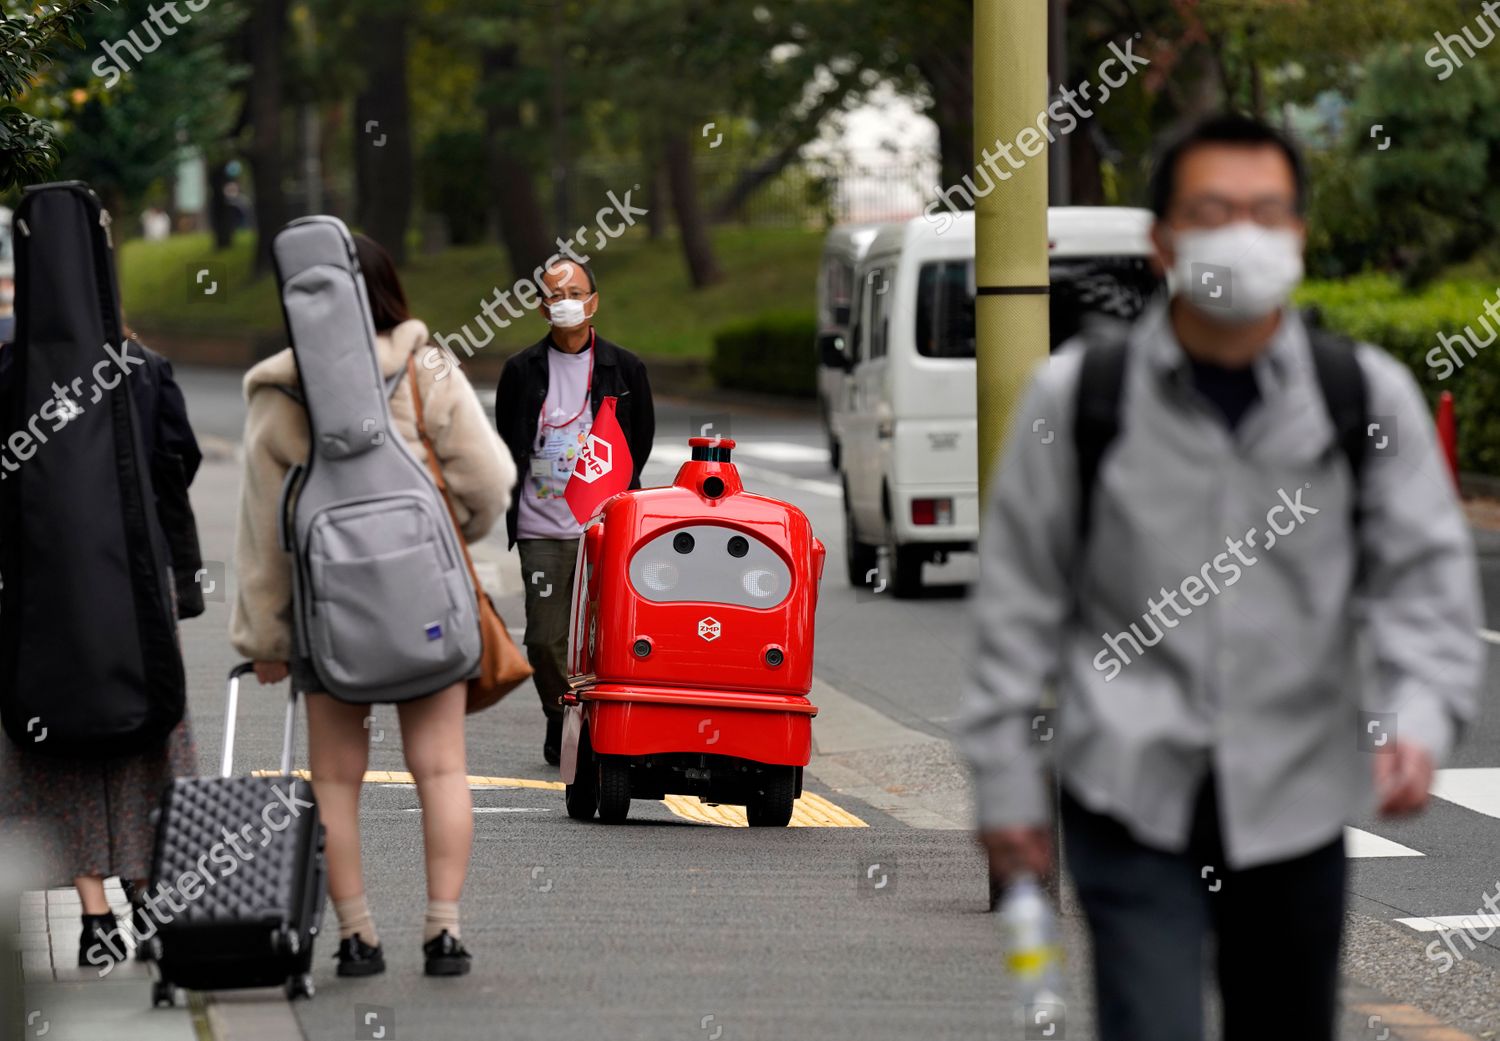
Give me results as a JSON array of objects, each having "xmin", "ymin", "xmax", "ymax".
[{"xmin": 272, "ymin": 216, "xmax": 479, "ymax": 704}]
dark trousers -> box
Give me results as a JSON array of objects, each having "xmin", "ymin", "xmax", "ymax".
[
  {"xmin": 516, "ymin": 538, "xmax": 580, "ymax": 722},
  {"xmin": 1061, "ymin": 779, "xmax": 1345, "ymax": 1041}
]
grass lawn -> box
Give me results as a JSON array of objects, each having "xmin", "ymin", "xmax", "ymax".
[{"xmin": 119, "ymin": 225, "xmax": 822, "ymax": 360}]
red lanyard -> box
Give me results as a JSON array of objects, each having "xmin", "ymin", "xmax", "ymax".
[{"xmin": 539, "ymin": 328, "xmax": 596, "ymax": 431}]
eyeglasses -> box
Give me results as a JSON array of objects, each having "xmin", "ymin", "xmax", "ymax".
[
  {"xmin": 542, "ymin": 288, "xmax": 595, "ymax": 304},
  {"xmin": 1171, "ymin": 195, "xmax": 1299, "ymax": 229}
]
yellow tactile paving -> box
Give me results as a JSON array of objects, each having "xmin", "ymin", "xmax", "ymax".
[
  {"xmin": 252, "ymin": 770, "xmax": 866, "ymax": 826},
  {"xmin": 1349, "ymin": 1001, "xmax": 1480, "ymax": 1041},
  {"xmin": 663, "ymin": 791, "xmax": 867, "ymax": 828}
]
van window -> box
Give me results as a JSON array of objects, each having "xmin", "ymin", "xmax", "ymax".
[
  {"xmin": 1049, "ymin": 256, "xmax": 1161, "ymax": 350},
  {"xmin": 915, "ymin": 261, "xmax": 976, "ymax": 358},
  {"xmin": 868, "ymin": 268, "xmax": 892, "ymax": 360},
  {"xmin": 822, "ymin": 257, "xmax": 855, "ymax": 327}
]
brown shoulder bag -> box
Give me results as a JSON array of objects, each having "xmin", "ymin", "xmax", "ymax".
[{"xmin": 407, "ymin": 355, "xmax": 533, "ymax": 713}]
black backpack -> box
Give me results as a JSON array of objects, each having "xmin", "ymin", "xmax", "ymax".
[
  {"xmin": 1073, "ymin": 319, "xmax": 1368, "ymax": 541},
  {"xmin": 0, "ymin": 182, "xmax": 185, "ymax": 756}
]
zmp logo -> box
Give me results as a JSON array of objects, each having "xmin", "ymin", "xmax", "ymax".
[
  {"xmin": 697, "ymin": 617, "xmax": 722, "ymax": 642},
  {"xmin": 573, "ymin": 434, "xmax": 613, "ymax": 483}
]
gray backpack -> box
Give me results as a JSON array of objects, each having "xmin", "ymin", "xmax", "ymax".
[{"xmin": 272, "ymin": 216, "xmax": 480, "ymax": 703}]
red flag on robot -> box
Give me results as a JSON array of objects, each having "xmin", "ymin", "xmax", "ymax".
[{"xmin": 564, "ymin": 396, "xmax": 634, "ymax": 523}]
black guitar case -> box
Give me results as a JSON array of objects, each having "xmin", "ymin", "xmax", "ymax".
[{"xmin": 0, "ymin": 181, "xmax": 185, "ymax": 757}]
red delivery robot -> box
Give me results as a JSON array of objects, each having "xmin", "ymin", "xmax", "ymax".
[{"xmin": 559, "ymin": 437, "xmax": 825, "ymax": 826}]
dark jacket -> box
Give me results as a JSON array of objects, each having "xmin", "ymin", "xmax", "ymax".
[
  {"xmin": 130, "ymin": 342, "xmax": 205, "ymax": 618},
  {"xmin": 495, "ymin": 332, "xmax": 654, "ymax": 547}
]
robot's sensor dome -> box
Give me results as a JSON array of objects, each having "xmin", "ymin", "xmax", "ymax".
[{"xmin": 688, "ymin": 436, "xmax": 736, "ymax": 462}]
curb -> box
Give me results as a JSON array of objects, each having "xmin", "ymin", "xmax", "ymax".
[{"xmin": 202, "ymin": 991, "xmax": 304, "ymax": 1041}]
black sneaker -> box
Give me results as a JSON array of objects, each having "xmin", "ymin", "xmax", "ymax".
[
  {"xmin": 78, "ymin": 913, "xmax": 125, "ymax": 969},
  {"xmin": 335, "ymin": 934, "xmax": 386, "ymax": 978},
  {"xmin": 543, "ymin": 716, "xmax": 562, "ymax": 766},
  {"xmin": 423, "ymin": 930, "xmax": 471, "ymax": 977}
]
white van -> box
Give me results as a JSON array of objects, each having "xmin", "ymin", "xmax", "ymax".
[
  {"xmin": 815, "ymin": 223, "xmax": 884, "ymax": 470},
  {"xmin": 834, "ymin": 206, "xmax": 1160, "ymax": 597}
]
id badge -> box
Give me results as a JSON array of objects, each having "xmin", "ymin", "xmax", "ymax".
[{"xmin": 529, "ymin": 456, "xmax": 550, "ymax": 478}]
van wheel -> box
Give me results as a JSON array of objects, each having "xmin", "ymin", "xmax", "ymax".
[
  {"xmin": 746, "ymin": 768, "xmax": 796, "ymax": 827},
  {"xmin": 596, "ymin": 759, "xmax": 631, "ymax": 823},
  {"xmin": 565, "ymin": 727, "xmax": 598, "ymax": 821},
  {"xmin": 844, "ymin": 500, "xmax": 878, "ymax": 587},
  {"xmin": 883, "ymin": 537, "xmax": 925, "ymax": 599}
]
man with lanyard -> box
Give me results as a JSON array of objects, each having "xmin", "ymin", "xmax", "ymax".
[{"xmin": 496, "ymin": 258, "xmax": 655, "ymax": 765}]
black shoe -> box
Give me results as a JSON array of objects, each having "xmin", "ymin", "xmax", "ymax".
[
  {"xmin": 334, "ymin": 934, "xmax": 386, "ymax": 978},
  {"xmin": 543, "ymin": 716, "xmax": 562, "ymax": 766},
  {"xmin": 423, "ymin": 930, "xmax": 471, "ymax": 977},
  {"xmin": 78, "ymin": 913, "xmax": 125, "ymax": 969}
]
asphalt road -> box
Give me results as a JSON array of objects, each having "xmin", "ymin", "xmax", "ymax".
[{"xmin": 165, "ymin": 364, "xmax": 1500, "ymax": 1040}]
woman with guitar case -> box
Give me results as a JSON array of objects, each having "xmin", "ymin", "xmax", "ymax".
[
  {"xmin": 232, "ymin": 224, "xmax": 514, "ymax": 979},
  {"xmin": 0, "ymin": 182, "xmax": 199, "ymax": 969}
]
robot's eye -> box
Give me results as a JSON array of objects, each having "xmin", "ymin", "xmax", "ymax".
[
  {"xmin": 673, "ymin": 532, "xmax": 695, "ymax": 554},
  {"xmin": 741, "ymin": 568, "xmax": 779, "ymax": 600},
  {"xmin": 641, "ymin": 560, "xmax": 680, "ymax": 592},
  {"xmin": 726, "ymin": 535, "xmax": 749, "ymax": 558}
]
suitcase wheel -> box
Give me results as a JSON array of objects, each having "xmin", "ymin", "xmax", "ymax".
[
  {"xmin": 151, "ymin": 980, "xmax": 176, "ymax": 1008},
  {"xmin": 285, "ymin": 972, "xmax": 315, "ymax": 1001}
]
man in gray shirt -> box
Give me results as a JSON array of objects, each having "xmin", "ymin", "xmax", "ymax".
[
  {"xmin": 959, "ymin": 113, "xmax": 1483, "ymax": 1041},
  {"xmin": 496, "ymin": 260, "xmax": 655, "ymax": 765}
]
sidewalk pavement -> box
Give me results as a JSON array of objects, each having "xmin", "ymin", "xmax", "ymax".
[{"xmin": 18, "ymin": 880, "xmax": 196, "ymax": 1041}]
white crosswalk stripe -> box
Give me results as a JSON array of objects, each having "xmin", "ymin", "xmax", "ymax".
[
  {"xmin": 1345, "ymin": 827, "xmax": 1423, "ymax": 858},
  {"xmin": 734, "ymin": 441, "xmax": 830, "ymax": 464},
  {"xmin": 1348, "ymin": 769, "xmax": 1500, "ymax": 860},
  {"xmin": 1394, "ymin": 914, "xmax": 1500, "ymax": 932},
  {"xmin": 1430, "ymin": 767, "xmax": 1500, "ymax": 819}
]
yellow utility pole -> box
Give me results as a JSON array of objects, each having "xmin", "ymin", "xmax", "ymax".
[{"xmin": 974, "ymin": 0, "xmax": 1051, "ymax": 500}]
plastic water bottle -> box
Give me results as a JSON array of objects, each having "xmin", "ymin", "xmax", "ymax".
[{"xmin": 996, "ymin": 875, "xmax": 1065, "ymax": 1036}]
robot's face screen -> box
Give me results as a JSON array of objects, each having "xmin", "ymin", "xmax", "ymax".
[{"xmin": 628, "ymin": 525, "xmax": 792, "ymax": 608}]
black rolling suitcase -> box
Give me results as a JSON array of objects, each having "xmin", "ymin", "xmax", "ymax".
[{"xmin": 147, "ymin": 663, "xmax": 326, "ymax": 1004}]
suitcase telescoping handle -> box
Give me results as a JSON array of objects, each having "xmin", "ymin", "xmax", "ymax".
[{"xmin": 222, "ymin": 662, "xmax": 299, "ymax": 780}]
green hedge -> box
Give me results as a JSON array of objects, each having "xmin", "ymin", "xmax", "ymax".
[
  {"xmin": 1297, "ymin": 275, "xmax": 1500, "ymax": 476},
  {"xmin": 710, "ymin": 310, "xmax": 818, "ymax": 398}
]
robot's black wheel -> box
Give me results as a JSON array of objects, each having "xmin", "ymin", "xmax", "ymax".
[
  {"xmin": 596, "ymin": 758, "xmax": 631, "ymax": 824},
  {"xmin": 565, "ymin": 727, "xmax": 598, "ymax": 821},
  {"xmin": 285, "ymin": 972, "xmax": 315, "ymax": 1000},
  {"xmin": 151, "ymin": 980, "xmax": 176, "ymax": 1008},
  {"xmin": 746, "ymin": 767, "xmax": 797, "ymax": 827}
]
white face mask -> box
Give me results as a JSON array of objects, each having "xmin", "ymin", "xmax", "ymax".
[
  {"xmin": 546, "ymin": 296, "xmax": 592, "ymax": 329},
  {"xmin": 1168, "ymin": 221, "xmax": 1303, "ymax": 323}
]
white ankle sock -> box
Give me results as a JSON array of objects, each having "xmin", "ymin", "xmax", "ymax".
[
  {"xmin": 334, "ymin": 894, "xmax": 379, "ymax": 946},
  {"xmin": 423, "ymin": 900, "xmax": 460, "ymax": 942}
]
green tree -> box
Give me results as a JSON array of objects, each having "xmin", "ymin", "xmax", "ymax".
[
  {"xmin": 1342, "ymin": 42, "xmax": 1500, "ymax": 284},
  {"xmin": 45, "ymin": 0, "xmax": 242, "ymax": 226},
  {"xmin": 0, "ymin": 0, "xmax": 115, "ymax": 189}
]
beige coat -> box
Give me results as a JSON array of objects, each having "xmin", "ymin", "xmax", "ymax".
[{"xmin": 230, "ymin": 319, "xmax": 515, "ymax": 663}]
